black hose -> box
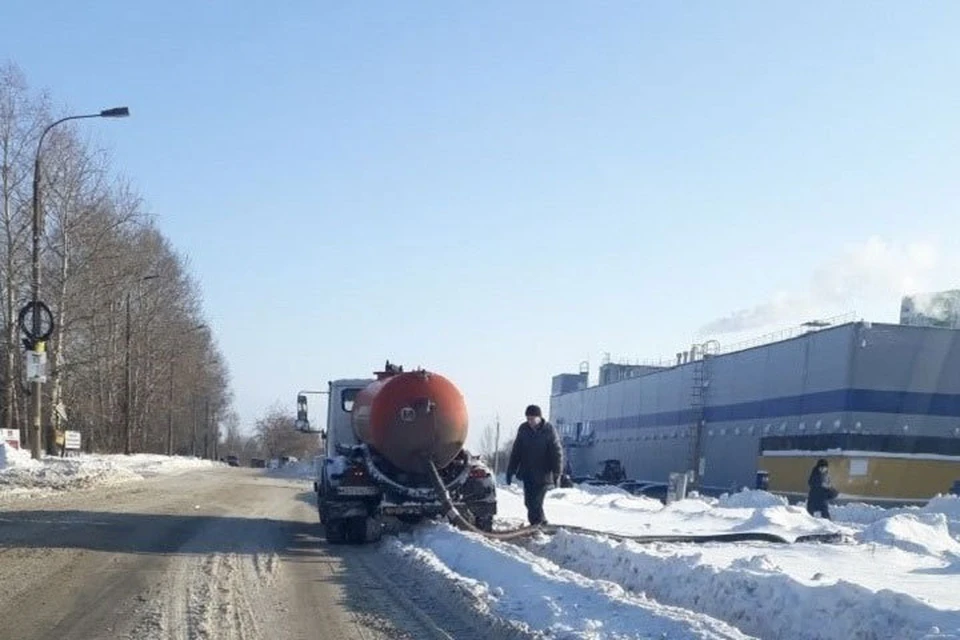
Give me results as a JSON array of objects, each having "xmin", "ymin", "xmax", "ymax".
[
  {"xmin": 424, "ymin": 459, "xmax": 843, "ymax": 545},
  {"xmin": 425, "ymin": 458, "xmax": 545, "ymax": 541}
]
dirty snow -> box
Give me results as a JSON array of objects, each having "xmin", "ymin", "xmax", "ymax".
[
  {"xmin": 385, "ymin": 525, "xmax": 754, "ymax": 639},
  {"xmin": 0, "ymin": 443, "xmax": 220, "ymax": 499},
  {"xmin": 264, "ymin": 458, "xmax": 318, "ymax": 480},
  {"xmin": 530, "ymin": 530, "xmax": 960, "ymax": 640}
]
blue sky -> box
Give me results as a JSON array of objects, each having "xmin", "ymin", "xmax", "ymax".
[{"xmin": 6, "ymin": 2, "xmax": 960, "ymax": 446}]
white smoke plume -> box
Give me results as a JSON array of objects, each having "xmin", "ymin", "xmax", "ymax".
[{"xmin": 698, "ymin": 237, "xmax": 941, "ymax": 336}]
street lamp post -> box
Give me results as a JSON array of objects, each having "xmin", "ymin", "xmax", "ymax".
[{"xmin": 29, "ymin": 107, "xmax": 129, "ymax": 459}]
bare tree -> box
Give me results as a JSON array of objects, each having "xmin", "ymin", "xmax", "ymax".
[
  {"xmin": 477, "ymin": 422, "xmax": 496, "ymax": 462},
  {"xmin": 255, "ymin": 403, "xmax": 320, "ymax": 461},
  {"xmin": 0, "ymin": 64, "xmax": 48, "ymax": 438},
  {"xmin": 0, "ymin": 63, "xmax": 234, "ymax": 455}
]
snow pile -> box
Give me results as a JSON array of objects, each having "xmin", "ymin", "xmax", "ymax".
[
  {"xmin": 496, "ymin": 483, "xmax": 840, "ymax": 541},
  {"xmin": 530, "ymin": 530, "xmax": 960, "ymax": 640},
  {"xmin": 831, "ymin": 501, "xmax": 891, "ymax": 524},
  {"xmin": 548, "ymin": 486, "xmax": 664, "ymax": 512},
  {"xmin": 265, "ymin": 459, "xmax": 316, "ymax": 480},
  {"xmin": 858, "ymin": 513, "xmax": 960, "ymax": 557},
  {"xmin": 464, "ymin": 483, "xmax": 958, "ymax": 637},
  {"xmin": 0, "ymin": 443, "xmax": 39, "ymax": 470},
  {"xmin": 730, "ymin": 505, "xmax": 846, "ymax": 539},
  {"xmin": 386, "ymin": 526, "xmax": 753, "ymax": 639},
  {"xmin": 717, "ymin": 489, "xmax": 788, "ymax": 509},
  {"xmin": 0, "ymin": 452, "xmax": 220, "ymax": 499},
  {"xmin": 923, "ymin": 496, "xmax": 960, "ymax": 538},
  {"xmin": 834, "ymin": 495, "xmax": 960, "ymax": 538},
  {"xmin": 571, "ymin": 482, "xmax": 632, "ymax": 496}
]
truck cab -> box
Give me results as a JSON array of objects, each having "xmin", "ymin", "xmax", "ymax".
[{"xmin": 323, "ymin": 378, "xmax": 372, "ymax": 455}]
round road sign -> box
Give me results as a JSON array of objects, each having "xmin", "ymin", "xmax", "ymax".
[{"xmin": 18, "ymin": 301, "xmax": 54, "ymax": 342}]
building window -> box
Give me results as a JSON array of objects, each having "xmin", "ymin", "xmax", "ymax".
[
  {"xmin": 849, "ymin": 459, "xmax": 869, "ymax": 477},
  {"xmin": 341, "ymin": 388, "xmax": 360, "ymax": 412}
]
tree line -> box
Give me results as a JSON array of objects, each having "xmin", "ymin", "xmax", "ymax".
[{"xmin": 0, "ymin": 63, "xmax": 232, "ymax": 456}]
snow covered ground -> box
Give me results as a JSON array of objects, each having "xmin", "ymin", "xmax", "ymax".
[
  {"xmin": 386, "ymin": 482, "xmax": 960, "ymax": 639},
  {"xmin": 0, "ymin": 443, "xmax": 220, "ymax": 500}
]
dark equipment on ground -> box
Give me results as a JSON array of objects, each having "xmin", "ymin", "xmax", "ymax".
[{"xmin": 596, "ymin": 459, "xmax": 627, "ymax": 484}]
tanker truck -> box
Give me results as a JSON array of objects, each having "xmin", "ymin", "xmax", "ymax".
[{"xmin": 295, "ymin": 362, "xmax": 497, "ymax": 543}]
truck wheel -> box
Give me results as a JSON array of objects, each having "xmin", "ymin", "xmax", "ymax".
[
  {"xmin": 475, "ymin": 515, "xmax": 494, "ymax": 532},
  {"xmin": 325, "ymin": 519, "xmax": 347, "ymax": 544},
  {"xmin": 349, "ymin": 516, "xmax": 382, "ymax": 543}
]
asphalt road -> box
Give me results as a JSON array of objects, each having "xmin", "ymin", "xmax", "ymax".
[{"xmin": 0, "ymin": 467, "xmax": 505, "ymax": 640}]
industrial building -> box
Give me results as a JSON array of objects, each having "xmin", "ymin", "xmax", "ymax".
[{"xmin": 549, "ymin": 313, "xmax": 960, "ymax": 500}]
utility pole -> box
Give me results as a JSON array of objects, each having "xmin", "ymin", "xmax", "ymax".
[
  {"xmin": 493, "ymin": 413, "xmax": 501, "ymax": 475},
  {"xmin": 166, "ymin": 324, "xmax": 207, "ymax": 457},
  {"xmin": 123, "ymin": 290, "xmax": 132, "ymax": 455},
  {"xmin": 212, "ymin": 409, "xmax": 218, "ymax": 461},
  {"xmin": 204, "ymin": 397, "xmax": 210, "ymax": 459},
  {"xmin": 191, "ymin": 395, "xmax": 198, "ymax": 457},
  {"xmin": 122, "ymin": 275, "xmax": 159, "ymax": 455},
  {"xmin": 166, "ymin": 359, "xmax": 174, "ymax": 456}
]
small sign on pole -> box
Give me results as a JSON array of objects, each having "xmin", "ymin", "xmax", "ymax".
[
  {"xmin": 1, "ymin": 429, "xmax": 20, "ymax": 450},
  {"xmin": 667, "ymin": 472, "xmax": 689, "ymax": 504},
  {"xmin": 64, "ymin": 430, "xmax": 81, "ymax": 451},
  {"xmin": 25, "ymin": 351, "xmax": 47, "ymax": 383}
]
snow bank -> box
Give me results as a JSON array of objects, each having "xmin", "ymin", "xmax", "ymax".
[
  {"xmin": 858, "ymin": 513, "xmax": 960, "ymax": 557},
  {"xmin": 265, "ymin": 460, "xmax": 316, "ymax": 480},
  {"xmin": 0, "ymin": 451, "xmax": 220, "ymax": 499},
  {"xmin": 834, "ymin": 495, "xmax": 960, "ymax": 538},
  {"xmin": 831, "ymin": 501, "xmax": 891, "ymax": 524},
  {"xmin": 731, "ymin": 505, "xmax": 845, "ymax": 539},
  {"xmin": 717, "ymin": 489, "xmax": 788, "ymax": 509},
  {"xmin": 496, "ymin": 484, "xmax": 839, "ymax": 541},
  {"xmin": 570, "ymin": 482, "xmax": 632, "ymax": 496},
  {"xmin": 386, "ymin": 526, "xmax": 753, "ymax": 639},
  {"xmin": 531, "ymin": 530, "xmax": 960, "ymax": 640},
  {"xmin": 0, "ymin": 443, "xmax": 39, "ymax": 470}
]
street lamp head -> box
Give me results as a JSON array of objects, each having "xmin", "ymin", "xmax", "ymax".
[
  {"xmin": 141, "ymin": 274, "xmax": 160, "ymax": 281},
  {"xmin": 100, "ymin": 107, "xmax": 130, "ymax": 118}
]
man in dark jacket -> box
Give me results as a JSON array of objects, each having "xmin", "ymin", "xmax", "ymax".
[
  {"xmin": 807, "ymin": 458, "xmax": 836, "ymax": 520},
  {"xmin": 506, "ymin": 405, "xmax": 563, "ymax": 526}
]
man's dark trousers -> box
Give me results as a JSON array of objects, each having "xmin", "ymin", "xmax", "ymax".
[{"xmin": 523, "ymin": 481, "xmax": 549, "ymax": 525}]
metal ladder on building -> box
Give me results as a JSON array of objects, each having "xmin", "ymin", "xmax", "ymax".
[
  {"xmin": 689, "ymin": 340, "xmax": 720, "ymax": 488},
  {"xmin": 689, "ymin": 353, "xmax": 706, "ymax": 487}
]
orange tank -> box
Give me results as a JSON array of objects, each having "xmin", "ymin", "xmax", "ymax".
[{"xmin": 352, "ymin": 364, "xmax": 468, "ymax": 474}]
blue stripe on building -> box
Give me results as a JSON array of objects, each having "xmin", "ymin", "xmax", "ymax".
[{"xmin": 585, "ymin": 388, "xmax": 960, "ymax": 432}]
